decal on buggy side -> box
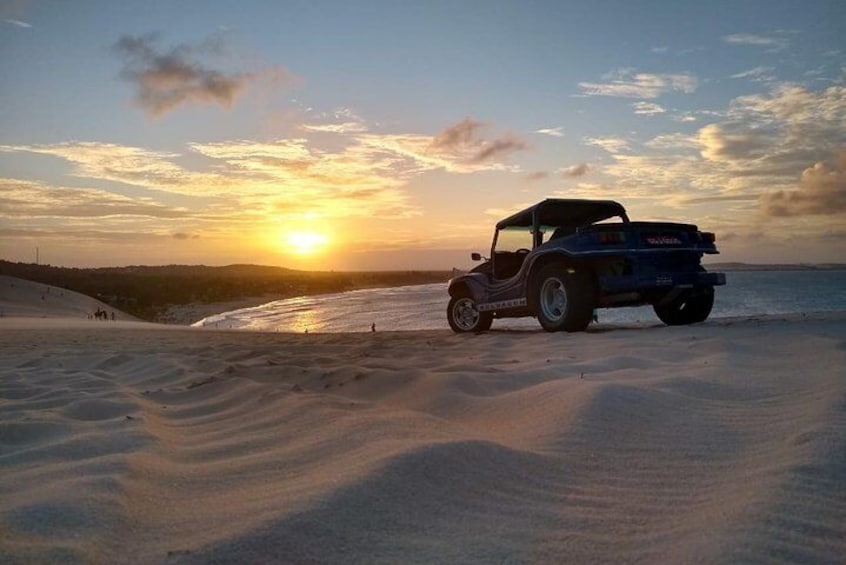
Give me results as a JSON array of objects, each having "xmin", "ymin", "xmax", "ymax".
[{"xmin": 478, "ymin": 298, "xmax": 528, "ymax": 312}]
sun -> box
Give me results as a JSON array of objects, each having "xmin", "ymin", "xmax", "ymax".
[{"xmin": 284, "ymin": 230, "xmax": 330, "ymax": 255}]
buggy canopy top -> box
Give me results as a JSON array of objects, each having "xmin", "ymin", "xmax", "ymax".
[{"xmin": 495, "ymin": 199, "xmax": 629, "ymax": 230}]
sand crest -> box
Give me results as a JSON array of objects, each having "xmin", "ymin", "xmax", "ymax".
[
  {"xmin": 0, "ymin": 276, "xmax": 138, "ymax": 321},
  {"xmin": 1, "ymin": 311, "xmax": 845, "ymax": 563}
]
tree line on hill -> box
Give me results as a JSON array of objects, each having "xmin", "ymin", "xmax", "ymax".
[{"xmin": 0, "ymin": 261, "xmax": 451, "ymax": 321}]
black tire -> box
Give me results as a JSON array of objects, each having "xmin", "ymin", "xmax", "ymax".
[
  {"xmin": 653, "ymin": 286, "xmax": 714, "ymax": 326},
  {"xmin": 533, "ymin": 263, "xmax": 595, "ymax": 332},
  {"xmin": 447, "ymin": 294, "xmax": 493, "ymax": 333}
]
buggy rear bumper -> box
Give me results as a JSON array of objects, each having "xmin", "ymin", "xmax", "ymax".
[{"xmin": 601, "ymin": 270, "xmax": 726, "ymax": 294}]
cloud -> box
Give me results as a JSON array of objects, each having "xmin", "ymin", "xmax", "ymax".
[
  {"xmin": 761, "ymin": 149, "xmax": 846, "ymax": 216},
  {"xmin": 673, "ymin": 113, "xmax": 698, "ymax": 123},
  {"xmin": 581, "ymin": 83, "xmax": 846, "ymax": 243},
  {"xmin": 4, "ymin": 18, "xmax": 31, "ymax": 27},
  {"xmin": 524, "ymin": 171, "xmax": 549, "ymax": 182},
  {"xmin": 469, "ymin": 135, "xmax": 528, "ymax": 163},
  {"xmin": 633, "ymin": 101, "xmax": 666, "ymax": 115},
  {"xmin": 535, "ymin": 127, "xmax": 564, "ymax": 137},
  {"xmin": 0, "ymin": 139, "xmax": 420, "ymax": 249},
  {"xmin": 697, "ymin": 123, "xmax": 775, "ymax": 163},
  {"xmin": 730, "ymin": 66, "xmax": 776, "ymax": 82},
  {"xmin": 723, "ymin": 33, "xmax": 789, "ymax": 51},
  {"xmin": 578, "ymin": 69, "xmax": 697, "ymax": 99},
  {"xmin": 428, "ymin": 117, "xmax": 528, "ymax": 165},
  {"xmin": 0, "ymin": 115, "xmax": 538, "ymax": 250},
  {"xmin": 559, "ymin": 163, "xmax": 590, "ymax": 177},
  {"xmin": 0, "ymin": 137, "xmax": 418, "ymax": 219},
  {"xmin": 301, "ymin": 122, "xmax": 368, "ymax": 134},
  {"xmin": 679, "ymin": 194, "xmax": 760, "ymax": 205},
  {"xmin": 645, "ymin": 133, "xmax": 700, "ymax": 150},
  {"xmin": 0, "ymin": 141, "xmax": 229, "ymax": 196},
  {"xmin": 172, "ymin": 232, "xmax": 199, "ymax": 240},
  {"xmin": 0, "ymin": 177, "xmax": 191, "ymax": 219},
  {"xmin": 188, "ymin": 138, "xmax": 419, "ymax": 218},
  {"xmin": 584, "ymin": 136, "xmax": 630, "ymax": 154},
  {"xmin": 430, "ymin": 117, "xmax": 485, "ymax": 149},
  {"xmin": 301, "ymin": 107, "xmax": 368, "ymax": 133},
  {"xmin": 112, "ymin": 33, "xmax": 293, "ymax": 117},
  {"xmin": 698, "ymin": 84, "xmax": 846, "ymax": 175}
]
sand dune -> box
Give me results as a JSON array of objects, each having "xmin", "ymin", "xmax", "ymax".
[
  {"xmin": 0, "ymin": 275, "xmax": 137, "ymax": 321},
  {"xmin": 1, "ymin": 311, "xmax": 845, "ymax": 563}
]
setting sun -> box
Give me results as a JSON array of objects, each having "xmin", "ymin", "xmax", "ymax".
[{"xmin": 284, "ymin": 230, "xmax": 330, "ymax": 255}]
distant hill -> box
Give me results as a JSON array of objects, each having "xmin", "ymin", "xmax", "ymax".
[
  {"xmin": 705, "ymin": 262, "xmax": 846, "ymax": 271},
  {"xmin": 0, "ymin": 261, "xmax": 451, "ymax": 322}
]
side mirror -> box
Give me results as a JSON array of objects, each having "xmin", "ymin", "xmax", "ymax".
[{"xmin": 470, "ymin": 252, "xmax": 482, "ymax": 261}]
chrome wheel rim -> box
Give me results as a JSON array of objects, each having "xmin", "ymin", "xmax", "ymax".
[
  {"xmin": 453, "ymin": 297, "xmax": 480, "ymax": 331},
  {"xmin": 540, "ymin": 277, "xmax": 567, "ymax": 322}
]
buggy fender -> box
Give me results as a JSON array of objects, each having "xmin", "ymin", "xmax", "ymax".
[
  {"xmin": 447, "ymin": 273, "xmax": 489, "ymax": 302},
  {"xmin": 524, "ymin": 248, "xmax": 579, "ymax": 282}
]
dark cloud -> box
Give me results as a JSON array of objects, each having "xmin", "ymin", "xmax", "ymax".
[
  {"xmin": 430, "ymin": 118, "xmax": 485, "ymax": 149},
  {"xmin": 469, "ymin": 135, "xmax": 528, "ymax": 163},
  {"xmin": 761, "ymin": 149, "xmax": 846, "ymax": 217},
  {"xmin": 698, "ymin": 123, "xmax": 775, "ymax": 163},
  {"xmin": 172, "ymin": 232, "xmax": 199, "ymax": 240},
  {"xmin": 113, "ymin": 33, "xmax": 286, "ymax": 117},
  {"xmin": 430, "ymin": 117, "xmax": 528, "ymax": 164}
]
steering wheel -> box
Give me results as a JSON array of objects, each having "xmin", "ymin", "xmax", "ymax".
[{"xmin": 515, "ymin": 248, "xmax": 531, "ymax": 254}]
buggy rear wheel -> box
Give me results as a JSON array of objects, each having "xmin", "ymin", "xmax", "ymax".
[
  {"xmin": 533, "ymin": 263, "xmax": 594, "ymax": 332},
  {"xmin": 653, "ymin": 286, "xmax": 714, "ymax": 326}
]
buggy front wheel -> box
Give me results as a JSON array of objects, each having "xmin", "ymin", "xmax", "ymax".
[{"xmin": 447, "ymin": 295, "xmax": 493, "ymax": 333}]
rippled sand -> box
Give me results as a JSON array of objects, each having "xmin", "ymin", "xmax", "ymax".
[{"xmin": 1, "ymin": 297, "xmax": 845, "ymax": 562}]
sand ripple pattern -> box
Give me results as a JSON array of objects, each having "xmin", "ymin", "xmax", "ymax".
[{"xmin": 1, "ymin": 315, "xmax": 845, "ymax": 563}]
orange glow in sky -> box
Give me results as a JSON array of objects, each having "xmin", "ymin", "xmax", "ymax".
[{"xmin": 284, "ymin": 230, "xmax": 330, "ymax": 255}]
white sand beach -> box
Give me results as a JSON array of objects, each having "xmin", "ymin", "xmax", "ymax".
[{"xmin": 1, "ymin": 280, "xmax": 844, "ymax": 563}]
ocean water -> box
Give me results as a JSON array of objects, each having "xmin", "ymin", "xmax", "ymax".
[{"xmin": 193, "ymin": 270, "xmax": 846, "ymax": 333}]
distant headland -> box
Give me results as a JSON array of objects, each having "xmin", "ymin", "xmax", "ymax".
[{"xmin": 0, "ymin": 260, "xmax": 451, "ymax": 323}]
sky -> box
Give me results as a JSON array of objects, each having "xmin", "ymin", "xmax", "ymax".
[{"xmin": 1, "ymin": 0, "xmax": 844, "ymax": 270}]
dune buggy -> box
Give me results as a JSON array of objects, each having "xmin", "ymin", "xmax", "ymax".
[{"xmin": 447, "ymin": 198, "xmax": 725, "ymax": 333}]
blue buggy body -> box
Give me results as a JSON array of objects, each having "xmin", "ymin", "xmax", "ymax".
[{"xmin": 447, "ymin": 199, "xmax": 726, "ymax": 333}]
